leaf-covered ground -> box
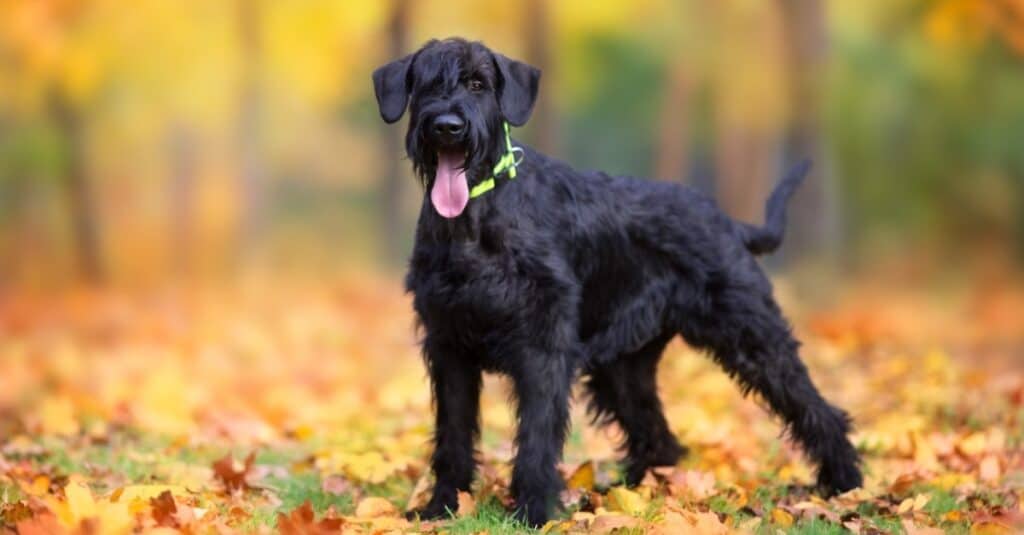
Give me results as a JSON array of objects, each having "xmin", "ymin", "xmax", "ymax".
[{"xmin": 1, "ymin": 275, "xmax": 1022, "ymax": 534}]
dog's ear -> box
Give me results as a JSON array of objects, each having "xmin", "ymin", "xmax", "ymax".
[
  {"xmin": 492, "ymin": 53, "xmax": 541, "ymax": 127},
  {"xmin": 372, "ymin": 54, "xmax": 414, "ymax": 123}
]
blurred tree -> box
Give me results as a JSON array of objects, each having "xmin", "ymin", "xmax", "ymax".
[
  {"xmin": 165, "ymin": 123, "xmax": 198, "ymax": 277},
  {"xmin": 777, "ymin": 0, "xmax": 841, "ymax": 264},
  {"xmin": 236, "ymin": 0, "xmax": 266, "ymax": 260},
  {"xmin": 0, "ymin": 0, "xmax": 108, "ymax": 283},
  {"xmin": 653, "ymin": 58, "xmax": 693, "ymax": 181},
  {"xmin": 381, "ymin": 0, "xmax": 412, "ymax": 264},
  {"xmin": 708, "ymin": 2, "xmax": 784, "ymax": 230},
  {"xmin": 653, "ymin": 0, "xmax": 705, "ymax": 182},
  {"xmin": 524, "ymin": 0, "xmax": 559, "ymax": 155},
  {"xmin": 49, "ymin": 90, "xmax": 103, "ymax": 283}
]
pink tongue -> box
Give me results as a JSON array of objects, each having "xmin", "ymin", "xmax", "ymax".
[{"xmin": 431, "ymin": 152, "xmax": 469, "ymax": 218}]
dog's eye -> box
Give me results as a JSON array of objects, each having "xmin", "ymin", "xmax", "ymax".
[{"xmin": 467, "ymin": 78, "xmax": 484, "ymax": 92}]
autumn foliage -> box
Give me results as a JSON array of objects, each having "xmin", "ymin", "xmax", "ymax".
[{"xmin": 0, "ymin": 273, "xmax": 1022, "ymax": 534}]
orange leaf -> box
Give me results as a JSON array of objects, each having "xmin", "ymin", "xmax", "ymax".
[
  {"xmin": 149, "ymin": 491, "xmax": 177, "ymax": 528},
  {"xmin": 212, "ymin": 452, "xmax": 255, "ymax": 492},
  {"xmin": 277, "ymin": 501, "xmax": 344, "ymax": 535},
  {"xmin": 456, "ymin": 491, "xmax": 476, "ymax": 517},
  {"xmin": 566, "ymin": 461, "xmax": 595, "ymax": 490},
  {"xmin": 771, "ymin": 508, "xmax": 794, "ymax": 527},
  {"xmin": 354, "ymin": 496, "xmax": 397, "ymax": 518}
]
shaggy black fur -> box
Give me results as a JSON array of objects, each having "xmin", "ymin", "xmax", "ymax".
[{"xmin": 373, "ymin": 37, "xmax": 862, "ymax": 527}]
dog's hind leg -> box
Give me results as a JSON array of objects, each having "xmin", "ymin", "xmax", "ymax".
[
  {"xmin": 678, "ymin": 269, "xmax": 862, "ymax": 495},
  {"xmin": 584, "ymin": 333, "xmax": 686, "ymax": 486}
]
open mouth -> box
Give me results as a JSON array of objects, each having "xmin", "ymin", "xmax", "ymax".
[{"xmin": 431, "ymin": 150, "xmax": 469, "ymax": 219}]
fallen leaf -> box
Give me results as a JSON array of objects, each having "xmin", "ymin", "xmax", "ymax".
[
  {"xmin": 114, "ymin": 485, "xmax": 189, "ymax": 504},
  {"xmin": 277, "ymin": 501, "xmax": 344, "ymax": 535},
  {"xmin": 456, "ymin": 491, "xmax": 476, "ymax": 517},
  {"xmin": 149, "ymin": 491, "xmax": 178, "ymax": 528},
  {"xmin": 354, "ymin": 496, "xmax": 397, "ymax": 518},
  {"xmin": 771, "ymin": 508, "xmax": 794, "ymax": 527},
  {"xmin": 15, "ymin": 513, "xmax": 64, "ymax": 535},
  {"xmin": 979, "ymin": 456, "xmax": 1001, "ymax": 482},
  {"xmin": 38, "ymin": 396, "xmax": 79, "ymax": 436},
  {"xmin": 606, "ymin": 486, "xmax": 647, "ymax": 516},
  {"xmin": 1, "ymin": 502, "xmax": 33, "ymax": 525},
  {"xmin": 970, "ymin": 520, "xmax": 1012, "ymax": 535},
  {"xmin": 958, "ymin": 432, "xmax": 987, "ymax": 458},
  {"xmin": 405, "ymin": 472, "xmax": 431, "ymax": 512},
  {"xmin": 212, "ymin": 452, "xmax": 255, "ymax": 492},
  {"xmin": 566, "ymin": 460, "xmax": 595, "ymax": 490},
  {"xmin": 589, "ymin": 513, "xmax": 640, "ymax": 534}
]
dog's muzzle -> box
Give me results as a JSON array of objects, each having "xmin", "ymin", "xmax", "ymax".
[{"xmin": 431, "ymin": 113, "xmax": 466, "ymax": 146}]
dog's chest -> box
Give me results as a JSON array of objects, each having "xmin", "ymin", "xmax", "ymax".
[{"xmin": 407, "ymin": 238, "xmax": 565, "ymax": 362}]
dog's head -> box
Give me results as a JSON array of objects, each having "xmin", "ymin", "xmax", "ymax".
[{"xmin": 372, "ymin": 38, "xmax": 540, "ymax": 218}]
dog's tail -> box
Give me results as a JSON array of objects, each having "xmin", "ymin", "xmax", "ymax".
[{"xmin": 737, "ymin": 159, "xmax": 811, "ymax": 255}]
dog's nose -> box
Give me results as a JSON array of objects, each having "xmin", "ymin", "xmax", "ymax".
[{"xmin": 432, "ymin": 114, "xmax": 465, "ymax": 141}]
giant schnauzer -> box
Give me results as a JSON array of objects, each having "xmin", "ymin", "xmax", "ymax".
[{"xmin": 373, "ymin": 37, "xmax": 862, "ymax": 526}]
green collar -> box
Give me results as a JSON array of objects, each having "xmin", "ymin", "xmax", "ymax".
[{"xmin": 468, "ymin": 122, "xmax": 523, "ymax": 199}]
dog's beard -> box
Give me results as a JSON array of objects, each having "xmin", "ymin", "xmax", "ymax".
[
  {"xmin": 431, "ymin": 150, "xmax": 468, "ymax": 218},
  {"xmin": 408, "ymin": 117, "xmax": 503, "ymax": 219}
]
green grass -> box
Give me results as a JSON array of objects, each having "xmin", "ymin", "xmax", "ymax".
[
  {"xmin": 784, "ymin": 518, "xmax": 849, "ymax": 535},
  {"xmin": 264, "ymin": 472, "xmax": 354, "ymax": 516},
  {"xmin": 923, "ymin": 488, "xmax": 959, "ymax": 519},
  {"xmin": 440, "ymin": 499, "xmax": 534, "ymax": 535}
]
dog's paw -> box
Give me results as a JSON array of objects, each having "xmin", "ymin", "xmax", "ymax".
[
  {"xmin": 649, "ymin": 438, "xmax": 688, "ymax": 467},
  {"xmin": 624, "ymin": 438, "xmax": 689, "ymax": 486},
  {"xmin": 623, "ymin": 463, "xmax": 649, "ymax": 488},
  {"xmin": 817, "ymin": 462, "xmax": 863, "ymax": 497},
  {"xmin": 511, "ymin": 500, "xmax": 550, "ymax": 528}
]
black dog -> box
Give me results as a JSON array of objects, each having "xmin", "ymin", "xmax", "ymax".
[{"xmin": 373, "ymin": 37, "xmax": 862, "ymax": 526}]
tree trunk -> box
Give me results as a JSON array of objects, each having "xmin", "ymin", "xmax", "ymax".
[
  {"xmin": 381, "ymin": 0, "xmax": 412, "ymax": 264},
  {"xmin": 654, "ymin": 59, "xmax": 694, "ymax": 181},
  {"xmin": 524, "ymin": 0, "xmax": 558, "ymax": 155},
  {"xmin": 166, "ymin": 123, "xmax": 199, "ymax": 278},
  {"xmin": 51, "ymin": 93, "xmax": 104, "ymax": 284},
  {"xmin": 236, "ymin": 0, "xmax": 266, "ymax": 260},
  {"xmin": 776, "ymin": 0, "xmax": 841, "ymax": 265}
]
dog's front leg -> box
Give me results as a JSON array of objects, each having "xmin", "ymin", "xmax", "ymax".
[
  {"xmin": 417, "ymin": 347, "xmax": 482, "ymax": 520},
  {"xmin": 509, "ymin": 352, "xmax": 572, "ymax": 527}
]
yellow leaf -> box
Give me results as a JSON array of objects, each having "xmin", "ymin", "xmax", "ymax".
[
  {"xmin": 65, "ymin": 480, "xmax": 97, "ymax": 525},
  {"xmin": 606, "ymin": 486, "xmax": 647, "ymax": 516},
  {"xmin": 930, "ymin": 472, "xmax": 975, "ymax": 490},
  {"xmin": 898, "ymin": 497, "xmax": 915, "ymax": 514},
  {"xmin": 970, "ymin": 521, "xmax": 1012, "ymax": 535},
  {"xmin": 957, "ymin": 432, "xmax": 987, "ymax": 457},
  {"xmin": 456, "ymin": 491, "xmax": 476, "ymax": 517},
  {"xmin": 913, "ymin": 493, "xmax": 931, "ymax": 511},
  {"xmin": 113, "ymin": 485, "xmax": 189, "ymax": 503},
  {"xmin": 354, "ymin": 496, "xmax": 397, "ymax": 518},
  {"xmin": 912, "ymin": 432, "xmax": 939, "ymax": 470},
  {"xmin": 691, "ymin": 511, "xmax": 730, "ymax": 535},
  {"xmin": 53, "ymin": 479, "xmax": 133, "ymax": 534},
  {"xmin": 336, "ymin": 451, "xmax": 401, "ymax": 484},
  {"xmin": 39, "ymin": 396, "xmax": 78, "ymax": 436},
  {"xmin": 22, "ymin": 475, "xmax": 50, "ymax": 496},
  {"xmin": 589, "ymin": 513, "xmax": 640, "ymax": 534},
  {"xmin": 566, "ymin": 461, "xmax": 595, "ymax": 490},
  {"xmin": 771, "ymin": 508, "xmax": 794, "ymax": 527}
]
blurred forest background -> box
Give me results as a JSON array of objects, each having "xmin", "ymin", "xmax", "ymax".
[
  {"xmin": 2, "ymin": 2, "xmax": 1024, "ymax": 533},
  {"xmin": 2, "ymin": 0, "xmax": 1023, "ymax": 289}
]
